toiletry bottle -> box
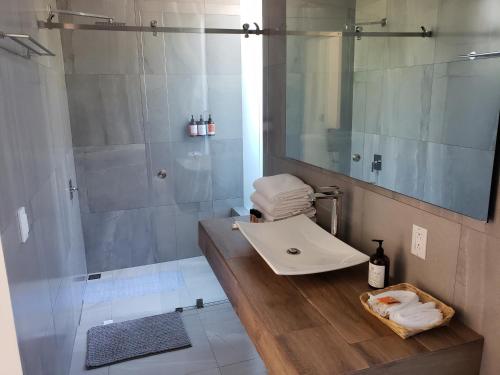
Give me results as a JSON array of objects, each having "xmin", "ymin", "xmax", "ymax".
[
  {"xmin": 197, "ymin": 115, "xmax": 207, "ymax": 136},
  {"xmin": 207, "ymin": 114, "xmax": 216, "ymax": 136},
  {"xmin": 188, "ymin": 115, "xmax": 198, "ymax": 137},
  {"xmin": 368, "ymin": 239, "xmax": 390, "ymax": 289}
]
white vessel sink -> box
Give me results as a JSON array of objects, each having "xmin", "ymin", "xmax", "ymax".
[{"xmin": 236, "ymin": 215, "xmax": 369, "ymax": 275}]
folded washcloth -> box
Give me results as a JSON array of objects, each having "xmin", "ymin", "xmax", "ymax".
[
  {"xmin": 253, "ymin": 174, "xmax": 314, "ymax": 202},
  {"xmin": 390, "ymin": 302, "xmax": 443, "ymax": 330},
  {"xmin": 367, "ymin": 290, "xmax": 419, "ymax": 318},
  {"xmin": 251, "ymin": 192, "xmax": 312, "ymax": 216},
  {"xmin": 253, "ymin": 203, "xmax": 316, "ymax": 222}
]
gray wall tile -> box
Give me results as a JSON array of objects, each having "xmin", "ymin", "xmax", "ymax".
[
  {"xmin": 149, "ymin": 142, "xmax": 175, "ymax": 206},
  {"xmin": 137, "ymin": 11, "xmax": 168, "ymax": 75},
  {"xmin": 434, "ymin": 0, "xmax": 500, "ymax": 64},
  {"xmin": 151, "ymin": 205, "xmax": 177, "ymax": 262},
  {"xmin": 213, "ymin": 198, "xmax": 243, "ymax": 218},
  {"xmin": 66, "ymin": 74, "xmax": 144, "ymax": 147},
  {"xmin": 142, "ymin": 74, "xmax": 171, "ymax": 143},
  {"xmin": 211, "ymin": 139, "xmax": 243, "ymax": 200},
  {"xmin": 76, "ymin": 145, "xmax": 149, "ymax": 213},
  {"xmin": 164, "ymin": 13, "xmax": 207, "ymax": 75},
  {"xmin": 173, "ymin": 140, "xmax": 213, "ymax": 203},
  {"xmin": 62, "ymin": 0, "xmax": 138, "ymax": 74},
  {"xmin": 205, "ymin": 15, "xmax": 242, "ymax": 75},
  {"xmin": 423, "ymin": 143, "xmax": 495, "ymax": 220},
  {"xmin": 207, "ymin": 75, "xmax": 243, "ymax": 139},
  {"xmin": 0, "ymin": 61, "xmax": 25, "ymax": 233},
  {"xmin": 175, "ymin": 202, "xmax": 213, "ymax": 259},
  {"xmin": 428, "ymin": 59, "xmax": 500, "ymax": 151},
  {"xmin": 82, "ymin": 208, "xmax": 154, "ymax": 273}
]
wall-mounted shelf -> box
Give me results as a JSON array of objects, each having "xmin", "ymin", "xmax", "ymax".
[{"xmin": 0, "ymin": 31, "xmax": 55, "ymax": 58}]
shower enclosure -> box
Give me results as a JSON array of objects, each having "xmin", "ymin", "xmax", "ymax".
[{"xmin": 47, "ymin": 1, "xmax": 262, "ymax": 281}]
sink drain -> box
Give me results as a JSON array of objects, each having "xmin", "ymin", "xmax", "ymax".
[{"xmin": 287, "ymin": 248, "xmax": 301, "ymax": 255}]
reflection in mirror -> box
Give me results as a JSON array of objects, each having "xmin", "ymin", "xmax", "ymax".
[{"xmin": 285, "ymin": 0, "xmax": 500, "ymax": 220}]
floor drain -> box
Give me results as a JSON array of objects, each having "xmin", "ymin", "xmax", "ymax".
[{"xmin": 287, "ymin": 248, "xmax": 301, "ymax": 255}]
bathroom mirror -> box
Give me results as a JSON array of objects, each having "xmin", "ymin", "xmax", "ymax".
[{"xmin": 285, "ymin": 0, "xmax": 500, "ymax": 220}]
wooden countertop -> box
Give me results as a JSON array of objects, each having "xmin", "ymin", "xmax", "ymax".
[{"xmin": 199, "ymin": 218, "xmax": 483, "ymax": 375}]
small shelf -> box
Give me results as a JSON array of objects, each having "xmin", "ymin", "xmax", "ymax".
[{"xmin": 0, "ymin": 31, "xmax": 55, "ymax": 59}]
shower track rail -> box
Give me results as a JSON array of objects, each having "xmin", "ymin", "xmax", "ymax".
[{"xmin": 37, "ymin": 20, "xmax": 264, "ymax": 36}]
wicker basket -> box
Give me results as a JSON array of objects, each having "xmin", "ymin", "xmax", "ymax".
[{"xmin": 359, "ymin": 283, "xmax": 455, "ymax": 339}]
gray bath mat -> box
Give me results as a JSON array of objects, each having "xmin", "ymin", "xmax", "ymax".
[{"xmin": 86, "ymin": 312, "xmax": 191, "ymax": 368}]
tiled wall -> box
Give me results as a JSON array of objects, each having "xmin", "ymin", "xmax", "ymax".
[
  {"xmin": 264, "ymin": 0, "xmax": 500, "ymax": 374},
  {"xmin": 351, "ymin": 0, "xmax": 499, "ymax": 220},
  {"xmin": 0, "ymin": 1, "xmax": 87, "ymax": 374},
  {"xmin": 60, "ymin": 0, "xmax": 244, "ymax": 273}
]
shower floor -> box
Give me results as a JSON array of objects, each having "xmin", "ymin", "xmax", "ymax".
[{"xmin": 70, "ymin": 256, "xmax": 266, "ymax": 375}]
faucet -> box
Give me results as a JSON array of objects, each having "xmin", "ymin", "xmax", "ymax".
[{"xmin": 313, "ymin": 186, "xmax": 343, "ymax": 237}]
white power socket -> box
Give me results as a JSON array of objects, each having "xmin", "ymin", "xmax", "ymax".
[{"xmin": 411, "ymin": 224, "xmax": 427, "ymax": 260}]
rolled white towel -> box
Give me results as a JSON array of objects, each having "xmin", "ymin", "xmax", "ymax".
[
  {"xmin": 253, "ymin": 174, "xmax": 313, "ymax": 202},
  {"xmin": 253, "ymin": 203, "xmax": 316, "ymax": 222},
  {"xmin": 368, "ymin": 290, "xmax": 419, "ymax": 318},
  {"xmin": 250, "ymin": 192, "xmax": 312, "ymax": 216},
  {"xmin": 390, "ymin": 302, "xmax": 443, "ymax": 330}
]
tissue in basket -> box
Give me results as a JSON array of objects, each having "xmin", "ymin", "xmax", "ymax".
[{"xmin": 359, "ymin": 283, "xmax": 455, "ymax": 339}]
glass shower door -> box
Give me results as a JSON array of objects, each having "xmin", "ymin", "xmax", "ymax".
[{"xmin": 137, "ymin": 2, "xmax": 245, "ymax": 307}]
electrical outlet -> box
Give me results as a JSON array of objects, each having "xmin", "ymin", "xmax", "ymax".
[{"xmin": 411, "ymin": 224, "xmax": 427, "ymax": 260}]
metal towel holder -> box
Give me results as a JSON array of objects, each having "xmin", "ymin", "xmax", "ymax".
[{"xmin": 0, "ymin": 31, "xmax": 55, "ymax": 58}]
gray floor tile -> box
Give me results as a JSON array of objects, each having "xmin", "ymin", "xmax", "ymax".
[
  {"xmin": 220, "ymin": 358, "xmax": 267, "ymax": 375},
  {"xmin": 199, "ymin": 304, "xmax": 259, "ymax": 367}
]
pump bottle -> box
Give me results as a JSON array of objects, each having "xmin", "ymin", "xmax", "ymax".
[{"xmin": 368, "ymin": 239, "xmax": 390, "ymax": 289}]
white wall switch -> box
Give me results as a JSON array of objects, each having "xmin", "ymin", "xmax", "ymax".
[
  {"xmin": 17, "ymin": 207, "xmax": 29, "ymax": 244},
  {"xmin": 411, "ymin": 224, "xmax": 427, "ymax": 260}
]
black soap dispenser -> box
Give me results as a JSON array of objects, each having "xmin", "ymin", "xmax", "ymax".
[{"xmin": 368, "ymin": 239, "xmax": 390, "ymax": 289}]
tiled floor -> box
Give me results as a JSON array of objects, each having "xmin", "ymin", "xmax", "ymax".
[{"xmin": 70, "ymin": 257, "xmax": 267, "ymax": 375}]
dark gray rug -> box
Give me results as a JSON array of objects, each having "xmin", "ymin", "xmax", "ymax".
[{"xmin": 86, "ymin": 312, "xmax": 191, "ymax": 368}]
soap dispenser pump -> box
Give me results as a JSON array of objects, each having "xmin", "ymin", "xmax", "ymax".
[{"xmin": 368, "ymin": 239, "xmax": 390, "ymax": 289}]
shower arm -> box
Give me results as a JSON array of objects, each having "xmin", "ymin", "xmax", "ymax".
[{"xmin": 47, "ymin": 5, "xmax": 114, "ymax": 24}]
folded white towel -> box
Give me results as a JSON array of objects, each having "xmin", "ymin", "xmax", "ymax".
[
  {"xmin": 253, "ymin": 174, "xmax": 313, "ymax": 202},
  {"xmin": 367, "ymin": 291, "xmax": 419, "ymax": 318},
  {"xmin": 250, "ymin": 192, "xmax": 312, "ymax": 216},
  {"xmin": 390, "ymin": 302, "xmax": 443, "ymax": 330},
  {"xmin": 253, "ymin": 203, "xmax": 316, "ymax": 222}
]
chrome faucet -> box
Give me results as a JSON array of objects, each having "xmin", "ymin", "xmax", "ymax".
[{"xmin": 313, "ymin": 186, "xmax": 343, "ymax": 237}]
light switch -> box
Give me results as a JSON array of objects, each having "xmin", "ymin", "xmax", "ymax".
[
  {"xmin": 411, "ymin": 224, "xmax": 427, "ymax": 260},
  {"xmin": 17, "ymin": 207, "xmax": 29, "ymax": 243}
]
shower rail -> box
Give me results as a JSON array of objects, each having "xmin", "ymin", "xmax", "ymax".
[
  {"xmin": 0, "ymin": 31, "xmax": 56, "ymax": 58},
  {"xmin": 37, "ymin": 20, "xmax": 264, "ymax": 36},
  {"xmin": 284, "ymin": 26, "xmax": 432, "ymax": 39}
]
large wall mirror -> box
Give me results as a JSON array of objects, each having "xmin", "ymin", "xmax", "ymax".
[{"xmin": 285, "ymin": 0, "xmax": 500, "ymax": 220}]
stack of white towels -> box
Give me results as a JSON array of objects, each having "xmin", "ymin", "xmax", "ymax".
[{"xmin": 251, "ymin": 174, "xmax": 316, "ymax": 222}]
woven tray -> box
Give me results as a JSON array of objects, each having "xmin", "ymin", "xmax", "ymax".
[{"xmin": 359, "ymin": 283, "xmax": 455, "ymax": 339}]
